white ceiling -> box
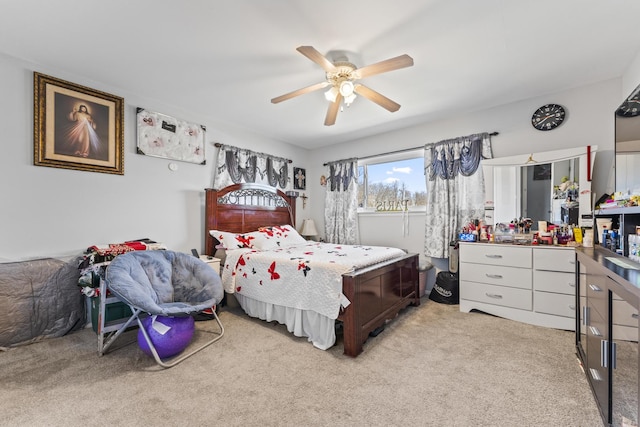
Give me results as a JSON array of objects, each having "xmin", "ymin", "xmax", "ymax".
[{"xmin": 1, "ymin": 0, "xmax": 640, "ymax": 150}]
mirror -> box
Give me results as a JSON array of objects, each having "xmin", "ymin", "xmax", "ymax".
[
  {"xmin": 483, "ymin": 146, "xmax": 596, "ymax": 228},
  {"xmin": 521, "ymin": 158, "xmax": 579, "ymax": 224},
  {"xmin": 615, "ymin": 83, "xmax": 640, "ymax": 194}
]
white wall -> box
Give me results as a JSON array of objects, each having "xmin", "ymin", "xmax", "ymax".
[
  {"xmin": 4, "ymin": 47, "xmax": 639, "ymax": 263},
  {"xmin": 622, "ymin": 51, "xmax": 640, "ymax": 97},
  {"xmin": 306, "ymin": 77, "xmax": 628, "ymax": 265},
  {"xmin": 0, "ymin": 53, "xmax": 308, "ymax": 261}
]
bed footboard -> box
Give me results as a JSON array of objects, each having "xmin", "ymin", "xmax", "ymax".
[{"xmin": 339, "ymin": 253, "xmax": 420, "ymax": 357}]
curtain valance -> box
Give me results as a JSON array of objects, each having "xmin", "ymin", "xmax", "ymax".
[
  {"xmin": 213, "ymin": 144, "xmax": 290, "ymax": 190},
  {"xmin": 325, "ymin": 158, "xmax": 358, "ymax": 193},
  {"xmin": 424, "ymin": 133, "xmax": 493, "ymax": 181}
]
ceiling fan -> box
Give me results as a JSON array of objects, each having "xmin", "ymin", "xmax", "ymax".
[{"xmin": 271, "ymin": 46, "xmax": 414, "ymax": 126}]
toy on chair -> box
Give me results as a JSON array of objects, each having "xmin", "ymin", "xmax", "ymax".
[{"xmin": 137, "ymin": 315, "xmax": 195, "ymax": 359}]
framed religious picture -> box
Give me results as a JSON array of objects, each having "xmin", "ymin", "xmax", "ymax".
[
  {"xmin": 136, "ymin": 108, "xmax": 206, "ymax": 164},
  {"xmin": 293, "ymin": 167, "xmax": 306, "ymax": 190},
  {"xmin": 33, "ymin": 72, "xmax": 124, "ymax": 175}
]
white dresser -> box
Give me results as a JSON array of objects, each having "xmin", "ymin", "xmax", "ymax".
[{"xmin": 459, "ymin": 242, "xmax": 576, "ymax": 330}]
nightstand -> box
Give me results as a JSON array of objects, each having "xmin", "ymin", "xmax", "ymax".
[{"xmin": 199, "ymin": 255, "xmax": 221, "ymax": 273}]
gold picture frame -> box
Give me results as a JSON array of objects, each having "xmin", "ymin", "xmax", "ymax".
[{"xmin": 34, "ymin": 72, "xmax": 124, "ymax": 175}]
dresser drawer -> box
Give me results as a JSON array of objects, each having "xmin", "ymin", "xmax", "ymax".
[
  {"xmin": 533, "ymin": 270, "xmax": 576, "ymax": 295},
  {"xmin": 460, "ymin": 281, "xmax": 532, "ymax": 310},
  {"xmin": 533, "ymin": 247, "xmax": 576, "ymax": 272},
  {"xmin": 534, "ymin": 291, "xmax": 576, "ymax": 318},
  {"xmin": 460, "ymin": 244, "xmax": 531, "ymax": 268},
  {"xmin": 579, "ymin": 273, "xmax": 586, "ymax": 299},
  {"xmin": 612, "ymin": 299, "xmax": 639, "ymax": 328},
  {"xmin": 585, "ymin": 272, "xmax": 607, "ymax": 320},
  {"xmin": 460, "ymin": 262, "xmax": 532, "ymax": 289}
]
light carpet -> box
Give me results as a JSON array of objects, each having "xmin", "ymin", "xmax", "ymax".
[{"xmin": 0, "ymin": 299, "xmax": 602, "ymax": 426}]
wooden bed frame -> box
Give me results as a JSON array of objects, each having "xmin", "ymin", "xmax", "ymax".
[{"xmin": 204, "ymin": 184, "xmax": 420, "ymax": 357}]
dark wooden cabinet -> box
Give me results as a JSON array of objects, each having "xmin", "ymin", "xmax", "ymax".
[
  {"xmin": 595, "ymin": 206, "xmax": 640, "ymax": 257},
  {"xmin": 576, "ymin": 247, "xmax": 639, "ymax": 426},
  {"xmin": 610, "ymin": 283, "xmax": 639, "ymax": 427}
]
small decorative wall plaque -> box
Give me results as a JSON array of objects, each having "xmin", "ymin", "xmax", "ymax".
[
  {"xmin": 136, "ymin": 108, "xmax": 206, "ymax": 164},
  {"xmin": 294, "ymin": 167, "xmax": 306, "ymax": 190}
]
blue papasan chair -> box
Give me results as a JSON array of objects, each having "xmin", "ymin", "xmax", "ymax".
[{"xmin": 104, "ymin": 250, "xmax": 225, "ymax": 368}]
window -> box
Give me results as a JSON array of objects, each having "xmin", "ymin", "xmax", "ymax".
[{"xmin": 357, "ymin": 150, "xmax": 426, "ymax": 212}]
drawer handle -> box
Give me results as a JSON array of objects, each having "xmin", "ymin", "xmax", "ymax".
[
  {"xmin": 589, "ymin": 368, "xmax": 602, "ymax": 382},
  {"xmin": 569, "ymin": 260, "xmax": 576, "ymax": 265},
  {"xmin": 589, "ymin": 284, "xmax": 602, "ymax": 292},
  {"xmin": 485, "ymin": 274, "xmax": 503, "ymax": 279},
  {"xmin": 485, "ymin": 293, "xmax": 503, "ymax": 299},
  {"xmin": 601, "ymin": 340, "xmax": 609, "ymax": 368},
  {"xmin": 633, "ymin": 313, "xmax": 639, "ymax": 319},
  {"xmin": 569, "ymin": 305, "xmax": 575, "ymax": 311},
  {"xmin": 568, "ymin": 283, "xmax": 576, "ymax": 288},
  {"xmin": 485, "ymin": 254, "xmax": 503, "ymax": 259}
]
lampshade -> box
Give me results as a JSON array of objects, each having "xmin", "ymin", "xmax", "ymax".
[
  {"xmin": 339, "ymin": 80, "xmax": 354, "ymax": 97},
  {"xmin": 343, "ymin": 92, "xmax": 357, "ymax": 106},
  {"xmin": 325, "ymin": 81, "xmax": 357, "ymax": 106},
  {"xmin": 324, "ymin": 86, "xmax": 338, "ymax": 102},
  {"xmin": 300, "ymin": 219, "xmax": 318, "ymax": 238}
]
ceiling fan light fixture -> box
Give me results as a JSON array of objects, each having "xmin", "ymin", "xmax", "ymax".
[
  {"xmin": 324, "ymin": 86, "xmax": 338, "ymax": 102},
  {"xmin": 272, "ymin": 46, "xmax": 414, "ymax": 125},
  {"xmin": 343, "ymin": 92, "xmax": 357, "ymax": 106},
  {"xmin": 339, "ymin": 80, "xmax": 355, "ymax": 97}
]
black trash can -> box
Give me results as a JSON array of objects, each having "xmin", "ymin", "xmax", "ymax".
[{"xmin": 429, "ymin": 271, "xmax": 459, "ymax": 304}]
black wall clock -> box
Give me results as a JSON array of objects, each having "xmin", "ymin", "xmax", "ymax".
[
  {"xmin": 616, "ymin": 90, "xmax": 640, "ymax": 117},
  {"xmin": 531, "ymin": 103, "xmax": 566, "ymax": 131}
]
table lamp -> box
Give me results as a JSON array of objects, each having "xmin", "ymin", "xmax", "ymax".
[{"xmin": 300, "ymin": 219, "xmax": 318, "ymax": 241}]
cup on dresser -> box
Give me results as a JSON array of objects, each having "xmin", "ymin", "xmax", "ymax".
[
  {"xmin": 583, "ymin": 229, "xmax": 594, "ymax": 248},
  {"xmin": 596, "ymin": 218, "xmax": 612, "ymax": 238}
]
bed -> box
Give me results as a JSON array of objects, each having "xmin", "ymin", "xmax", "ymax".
[{"xmin": 204, "ymin": 184, "xmax": 420, "ymax": 357}]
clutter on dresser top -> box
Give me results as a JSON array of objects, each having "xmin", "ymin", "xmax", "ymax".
[{"xmin": 459, "ymin": 217, "xmax": 585, "ymax": 248}]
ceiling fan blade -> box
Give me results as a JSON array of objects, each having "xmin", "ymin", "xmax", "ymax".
[
  {"xmin": 355, "ymin": 54, "xmax": 414, "ymax": 79},
  {"xmin": 354, "ymin": 84, "xmax": 401, "ymax": 112},
  {"xmin": 296, "ymin": 46, "xmax": 337, "ymax": 73},
  {"xmin": 324, "ymin": 94, "xmax": 342, "ymax": 126},
  {"xmin": 271, "ymin": 81, "xmax": 330, "ymax": 104}
]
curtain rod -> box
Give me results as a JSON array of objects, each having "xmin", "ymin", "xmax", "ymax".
[
  {"xmin": 323, "ymin": 131, "xmax": 499, "ymax": 166},
  {"xmin": 214, "ymin": 142, "xmax": 293, "ymax": 164}
]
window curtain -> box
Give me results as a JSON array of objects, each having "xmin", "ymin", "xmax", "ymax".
[
  {"xmin": 213, "ymin": 144, "xmax": 290, "ymax": 190},
  {"xmin": 324, "ymin": 159, "xmax": 359, "ymax": 244},
  {"xmin": 424, "ymin": 133, "xmax": 493, "ymax": 258}
]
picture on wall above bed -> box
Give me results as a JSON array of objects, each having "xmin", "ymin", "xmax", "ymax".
[
  {"xmin": 136, "ymin": 108, "xmax": 206, "ymax": 165},
  {"xmin": 33, "ymin": 72, "xmax": 124, "ymax": 175}
]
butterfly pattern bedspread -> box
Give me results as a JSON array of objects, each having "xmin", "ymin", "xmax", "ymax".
[{"xmin": 221, "ymin": 242, "xmax": 406, "ymax": 319}]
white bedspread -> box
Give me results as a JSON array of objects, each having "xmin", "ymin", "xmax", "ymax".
[{"xmin": 220, "ymin": 242, "xmax": 406, "ymax": 319}]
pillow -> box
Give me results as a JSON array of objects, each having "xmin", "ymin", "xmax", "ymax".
[
  {"xmin": 209, "ymin": 230, "xmax": 257, "ymax": 250},
  {"xmin": 252, "ymin": 225, "xmax": 308, "ymax": 250}
]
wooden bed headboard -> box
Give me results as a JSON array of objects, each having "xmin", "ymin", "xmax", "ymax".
[{"xmin": 204, "ymin": 184, "xmax": 297, "ymax": 255}]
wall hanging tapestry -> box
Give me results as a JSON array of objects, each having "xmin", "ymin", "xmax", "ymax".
[{"xmin": 136, "ymin": 108, "xmax": 206, "ymax": 165}]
